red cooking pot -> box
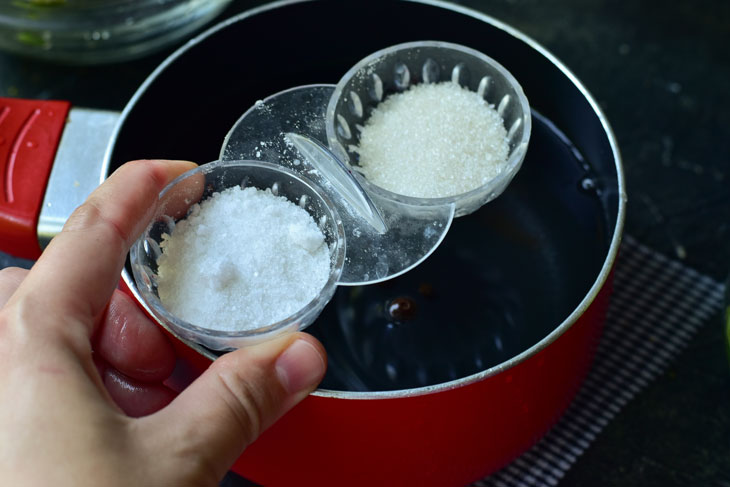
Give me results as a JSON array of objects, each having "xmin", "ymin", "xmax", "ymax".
[{"xmin": 0, "ymin": 1, "xmax": 625, "ymax": 486}]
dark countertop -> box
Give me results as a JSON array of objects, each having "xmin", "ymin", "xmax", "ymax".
[{"xmin": 1, "ymin": 0, "xmax": 728, "ymax": 485}]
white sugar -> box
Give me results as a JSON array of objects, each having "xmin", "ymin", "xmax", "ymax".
[
  {"xmin": 355, "ymin": 81, "xmax": 509, "ymax": 198},
  {"xmin": 156, "ymin": 186, "xmax": 330, "ymax": 332}
]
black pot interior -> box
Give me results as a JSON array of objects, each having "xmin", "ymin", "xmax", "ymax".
[{"xmin": 114, "ymin": 0, "xmax": 620, "ymax": 392}]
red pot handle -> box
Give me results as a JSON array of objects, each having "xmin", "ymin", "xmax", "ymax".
[{"xmin": 0, "ymin": 97, "xmax": 70, "ymax": 259}]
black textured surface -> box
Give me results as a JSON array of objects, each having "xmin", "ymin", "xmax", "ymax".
[
  {"xmin": 448, "ymin": 2, "xmax": 730, "ymax": 485},
  {"xmin": 1, "ymin": 0, "xmax": 728, "ymax": 485}
]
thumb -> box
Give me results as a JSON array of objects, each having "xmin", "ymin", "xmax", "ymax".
[{"xmin": 135, "ymin": 333, "xmax": 326, "ymax": 483}]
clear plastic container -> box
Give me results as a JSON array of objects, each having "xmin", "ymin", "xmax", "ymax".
[
  {"xmin": 219, "ymin": 84, "xmax": 455, "ymax": 286},
  {"xmin": 0, "ymin": 0, "xmax": 232, "ymax": 64},
  {"xmin": 130, "ymin": 160, "xmax": 346, "ymax": 350},
  {"xmin": 326, "ymin": 40, "xmax": 532, "ymax": 217}
]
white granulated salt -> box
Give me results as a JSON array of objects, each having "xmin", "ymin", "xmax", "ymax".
[
  {"xmin": 156, "ymin": 186, "xmax": 331, "ymax": 332},
  {"xmin": 355, "ymin": 81, "xmax": 509, "ymax": 198}
]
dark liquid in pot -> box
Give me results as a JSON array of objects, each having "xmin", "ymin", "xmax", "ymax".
[{"xmin": 307, "ymin": 111, "xmax": 611, "ymax": 392}]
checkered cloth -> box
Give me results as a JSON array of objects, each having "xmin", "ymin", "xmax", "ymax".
[{"xmin": 474, "ymin": 235, "xmax": 726, "ymax": 486}]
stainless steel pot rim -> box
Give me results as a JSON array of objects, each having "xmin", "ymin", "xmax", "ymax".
[{"xmin": 110, "ymin": 0, "xmax": 627, "ymax": 401}]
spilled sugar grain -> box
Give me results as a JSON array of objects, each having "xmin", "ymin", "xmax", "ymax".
[
  {"xmin": 156, "ymin": 186, "xmax": 331, "ymax": 332},
  {"xmin": 355, "ymin": 81, "xmax": 509, "ymax": 198}
]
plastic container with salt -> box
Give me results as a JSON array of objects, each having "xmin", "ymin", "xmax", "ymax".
[{"xmin": 131, "ymin": 160, "xmax": 345, "ymax": 350}]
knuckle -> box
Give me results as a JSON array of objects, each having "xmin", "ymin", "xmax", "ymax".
[
  {"xmin": 64, "ymin": 200, "xmax": 129, "ymax": 248},
  {"xmin": 0, "ymin": 266, "xmax": 26, "ymax": 281},
  {"xmin": 217, "ymin": 371, "xmax": 264, "ymax": 442},
  {"xmin": 210, "ymin": 358, "xmax": 271, "ymax": 446},
  {"xmin": 0, "ymin": 267, "xmax": 27, "ymax": 291},
  {"xmin": 0, "ymin": 294, "xmax": 87, "ymax": 357}
]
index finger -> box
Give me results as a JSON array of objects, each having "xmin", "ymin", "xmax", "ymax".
[{"xmin": 10, "ymin": 159, "xmax": 197, "ymax": 336}]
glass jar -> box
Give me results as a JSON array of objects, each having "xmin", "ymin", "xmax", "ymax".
[{"xmin": 0, "ymin": 0, "xmax": 232, "ymax": 64}]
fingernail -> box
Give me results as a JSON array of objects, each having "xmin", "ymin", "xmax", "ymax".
[{"xmin": 275, "ymin": 339, "xmax": 326, "ymax": 394}]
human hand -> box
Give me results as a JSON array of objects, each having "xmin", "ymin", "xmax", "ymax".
[{"xmin": 0, "ymin": 160, "xmax": 327, "ymax": 486}]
